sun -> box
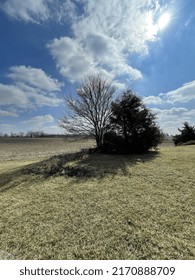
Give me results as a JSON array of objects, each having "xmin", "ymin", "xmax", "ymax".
[{"xmin": 157, "ymin": 12, "xmax": 171, "ymax": 30}]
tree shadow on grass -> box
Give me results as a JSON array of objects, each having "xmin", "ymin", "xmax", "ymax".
[
  {"xmin": 0, "ymin": 165, "xmax": 52, "ymax": 193},
  {"xmin": 22, "ymin": 149, "xmax": 160, "ymax": 180},
  {"xmin": 0, "ymin": 149, "xmax": 160, "ymax": 192}
]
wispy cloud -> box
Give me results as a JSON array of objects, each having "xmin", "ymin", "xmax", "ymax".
[
  {"xmin": 0, "ymin": 115, "xmax": 63, "ymax": 135},
  {"xmin": 161, "ymin": 80, "xmax": 195, "ymax": 103},
  {"xmin": 144, "ymin": 80, "xmax": 195, "ymax": 134},
  {"xmin": 47, "ymin": 37, "xmax": 96, "ymax": 83},
  {"xmin": 144, "ymin": 80, "xmax": 195, "ymax": 105},
  {"xmin": 0, "ymin": 109, "xmax": 18, "ymax": 117},
  {"xmin": 0, "ymin": 66, "xmax": 62, "ymax": 109},
  {"xmin": 151, "ymin": 107, "xmax": 195, "ymax": 135},
  {"xmin": 1, "ymin": 0, "xmax": 51, "ymax": 23},
  {"xmin": 20, "ymin": 115, "xmax": 64, "ymax": 134},
  {"xmin": 47, "ymin": 0, "xmax": 167, "ymax": 82},
  {"xmin": 144, "ymin": 96, "xmax": 164, "ymax": 105},
  {"xmin": 8, "ymin": 66, "xmax": 61, "ymax": 92},
  {"xmin": 1, "ymin": 0, "xmax": 78, "ymax": 23},
  {"xmin": 22, "ymin": 114, "xmax": 54, "ymax": 125},
  {"xmin": 2, "ymin": 0, "xmax": 170, "ymax": 83}
]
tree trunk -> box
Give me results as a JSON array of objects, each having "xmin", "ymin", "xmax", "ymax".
[{"xmin": 95, "ymin": 132, "xmax": 103, "ymax": 150}]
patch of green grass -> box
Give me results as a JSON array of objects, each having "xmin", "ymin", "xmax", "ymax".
[{"xmin": 0, "ymin": 146, "xmax": 194, "ymax": 259}]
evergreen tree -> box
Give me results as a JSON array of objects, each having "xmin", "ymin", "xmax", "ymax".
[
  {"xmin": 173, "ymin": 122, "xmax": 195, "ymax": 145},
  {"xmin": 103, "ymin": 90, "xmax": 162, "ymax": 153}
]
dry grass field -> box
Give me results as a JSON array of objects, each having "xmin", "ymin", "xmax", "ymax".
[
  {"xmin": 0, "ymin": 138, "xmax": 194, "ymax": 259},
  {"xmin": 0, "ymin": 137, "xmax": 95, "ymax": 161}
]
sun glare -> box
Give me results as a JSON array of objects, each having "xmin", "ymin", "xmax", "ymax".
[{"xmin": 157, "ymin": 12, "xmax": 171, "ymax": 30}]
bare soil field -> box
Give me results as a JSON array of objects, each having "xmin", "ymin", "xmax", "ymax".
[{"xmin": 0, "ymin": 137, "xmax": 95, "ymax": 162}]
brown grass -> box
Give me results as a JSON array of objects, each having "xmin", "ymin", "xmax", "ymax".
[{"xmin": 0, "ymin": 139, "xmax": 194, "ymax": 260}]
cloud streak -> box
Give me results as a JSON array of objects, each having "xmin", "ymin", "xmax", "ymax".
[
  {"xmin": 162, "ymin": 80, "xmax": 195, "ymax": 103},
  {"xmin": 144, "ymin": 80, "xmax": 195, "ymax": 134},
  {"xmin": 8, "ymin": 66, "xmax": 61, "ymax": 92},
  {"xmin": 22, "ymin": 114, "xmax": 54, "ymax": 125},
  {"xmin": 0, "ymin": 109, "xmax": 19, "ymax": 118},
  {"xmin": 0, "ymin": 66, "xmax": 62, "ymax": 109},
  {"xmin": 1, "ymin": 0, "xmax": 51, "ymax": 23},
  {"xmin": 1, "ymin": 0, "xmax": 78, "ymax": 23},
  {"xmin": 144, "ymin": 80, "xmax": 195, "ymax": 105}
]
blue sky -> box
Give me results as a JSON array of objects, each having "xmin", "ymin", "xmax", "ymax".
[{"xmin": 0, "ymin": 0, "xmax": 195, "ymax": 135}]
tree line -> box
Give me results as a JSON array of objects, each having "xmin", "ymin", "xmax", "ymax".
[{"xmin": 0, "ymin": 132, "xmax": 64, "ymax": 138}]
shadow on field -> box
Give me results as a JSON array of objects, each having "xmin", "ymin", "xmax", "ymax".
[
  {"xmin": 22, "ymin": 149, "xmax": 159, "ymax": 179},
  {"xmin": 0, "ymin": 166, "xmax": 51, "ymax": 193},
  {"xmin": 0, "ymin": 170, "xmax": 20, "ymax": 192},
  {"xmin": 0, "ymin": 149, "xmax": 159, "ymax": 192}
]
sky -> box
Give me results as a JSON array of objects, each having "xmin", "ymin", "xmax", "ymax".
[{"xmin": 0, "ymin": 0, "xmax": 195, "ymax": 135}]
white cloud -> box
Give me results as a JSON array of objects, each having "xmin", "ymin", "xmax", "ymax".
[
  {"xmin": 0, "ymin": 117, "xmax": 64, "ymax": 135},
  {"xmin": 1, "ymin": 114, "xmax": 64, "ymax": 134},
  {"xmin": 20, "ymin": 114, "xmax": 56, "ymax": 132},
  {"xmin": 0, "ymin": 83, "xmax": 31, "ymax": 108},
  {"xmin": 151, "ymin": 107, "xmax": 195, "ymax": 135},
  {"xmin": 2, "ymin": 1, "xmax": 169, "ymax": 83},
  {"xmin": 152, "ymin": 107, "xmax": 189, "ymax": 118},
  {"xmin": 84, "ymin": 33, "xmax": 142, "ymax": 79},
  {"xmin": 72, "ymin": 0, "xmax": 159, "ymax": 54},
  {"xmin": 0, "ymin": 124, "xmax": 14, "ymax": 128},
  {"xmin": 183, "ymin": 109, "xmax": 195, "ymax": 117},
  {"xmin": 20, "ymin": 115, "xmax": 65, "ymax": 135},
  {"xmin": 0, "ymin": 66, "xmax": 62, "ymax": 109},
  {"xmin": 22, "ymin": 114, "xmax": 54, "ymax": 125},
  {"xmin": 47, "ymin": 33, "xmax": 142, "ymax": 83},
  {"xmin": 143, "ymin": 95, "xmax": 163, "ymax": 105},
  {"xmin": 8, "ymin": 66, "xmax": 61, "ymax": 92},
  {"xmin": 144, "ymin": 80, "xmax": 195, "ymax": 106},
  {"xmin": 0, "ymin": 109, "xmax": 18, "ymax": 117},
  {"xmin": 161, "ymin": 80, "xmax": 195, "ymax": 103},
  {"xmin": 143, "ymin": 80, "xmax": 195, "ymax": 134},
  {"xmin": 48, "ymin": 37, "xmax": 95, "ymax": 82},
  {"xmin": 1, "ymin": 0, "xmax": 51, "ymax": 23},
  {"xmin": 0, "ymin": 124, "xmax": 14, "ymax": 134},
  {"xmin": 47, "ymin": 0, "xmax": 168, "ymax": 82},
  {"xmin": 1, "ymin": 0, "xmax": 78, "ymax": 23},
  {"xmin": 55, "ymin": 0, "xmax": 77, "ymax": 23}
]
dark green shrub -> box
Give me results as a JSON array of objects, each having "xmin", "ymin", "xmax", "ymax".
[
  {"xmin": 102, "ymin": 131, "xmax": 124, "ymax": 153},
  {"xmin": 173, "ymin": 122, "xmax": 195, "ymax": 146},
  {"xmin": 181, "ymin": 140, "xmax": 195, "ymax": 146},
  {"xmin": 102, "ymin": 90, "xmax": 162, "ymax": 154}
]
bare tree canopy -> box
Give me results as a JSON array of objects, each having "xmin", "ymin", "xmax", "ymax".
[{"xmin": 59, "ymin": 74, "xmax": 117, "ymax": 148}]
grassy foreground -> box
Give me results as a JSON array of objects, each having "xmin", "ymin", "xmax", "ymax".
[{"xmin": 0, "ymin": 145, "xmax": 194, "ymax": 259}]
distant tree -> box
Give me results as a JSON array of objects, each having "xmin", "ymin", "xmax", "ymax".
[
  {"xmin": 173, "ymin": 122, "xmax": 195, "ymax": 145},
  {"xmin": 26, "ymin": 131, "xmax": 34, "ymax": 138},
  {"xmin": 59, "ymin": 74, "xmax": 116, "ymax": 149},
  {"xmin": 102, "ymin": 90, "xmax": 162, "ymax": 153}
]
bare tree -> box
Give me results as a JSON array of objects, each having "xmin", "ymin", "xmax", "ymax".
[{"xmin": 59, "ymin": 74, "xmax": 116, "ymax": 149}]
